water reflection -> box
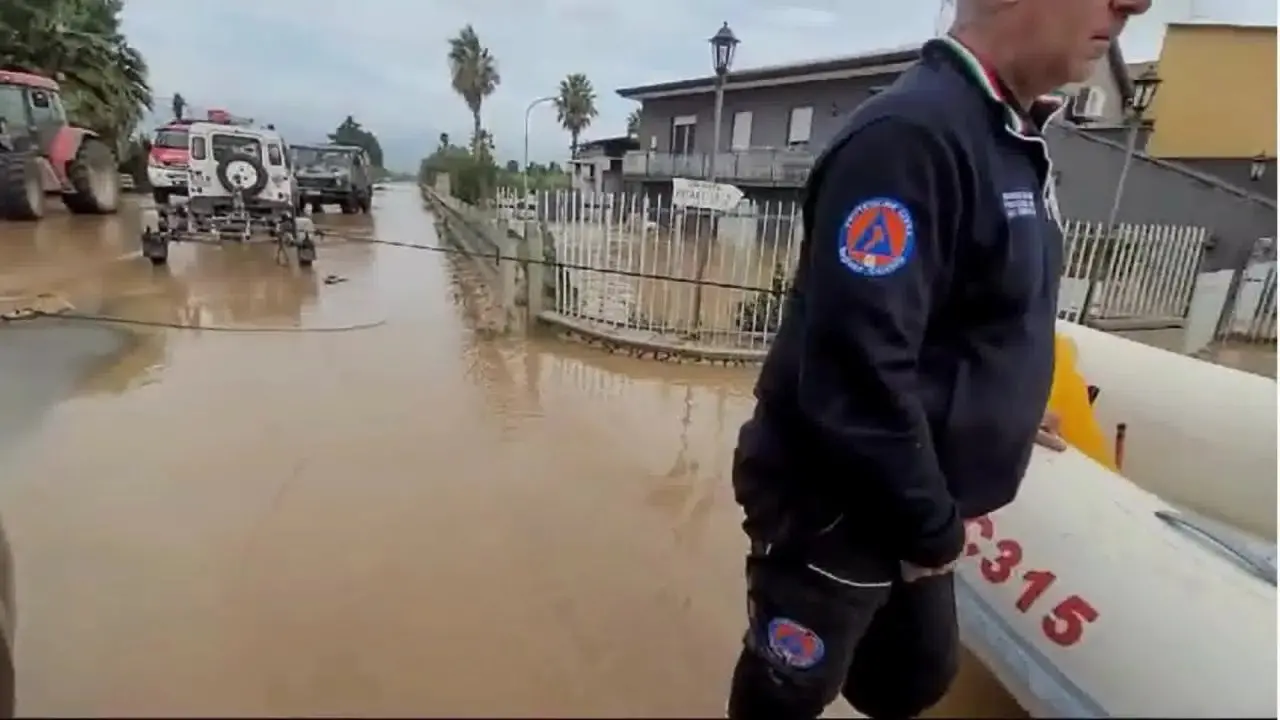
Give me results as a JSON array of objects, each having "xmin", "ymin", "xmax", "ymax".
[
  {"xmin": 441, "ymin": 248, "xmax": 537, "ymax": 438},
  {"xmin": 0, "ymin": 208, "xmax": 139, "ymax": 301},
  {"xmin": 182, "ymin": 244, "xmax": 320, "ymax": 326}
]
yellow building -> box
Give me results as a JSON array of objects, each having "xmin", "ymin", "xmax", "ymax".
[{"xmin": 1146, "ymin": 22, "xmax": 1277, "ymax": 160}]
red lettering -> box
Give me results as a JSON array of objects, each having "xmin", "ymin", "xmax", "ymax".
[
  {"xmin": 1016, "ymin": 570, "xmax": 1056, "ymax": 612},
  {"xmin": 964, "ymin": 516, "xmax": 994, "ymax": 556},
  {"xmin": 1042, "ymin": 595, "xmax": 1098, "ymax": 647},
  {"xmin": 966, "ymin": 516, "xmax": 995, "ymax": 540},
  {"xmin": 961, "ymin": 520, "xmax": 1095, "ymax": 646},
  {"xmin": 979, "ymin": 539, "xmax": 1023, "ymax": 584}
]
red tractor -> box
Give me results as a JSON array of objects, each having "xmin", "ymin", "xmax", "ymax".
[{"xmin": 0, "ymin": 70, "xmax": 121, "ymax": 221}]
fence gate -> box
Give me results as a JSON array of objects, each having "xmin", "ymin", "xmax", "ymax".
[
  {"xmin": 1057, "ymin": 221, "xmax": 1208, "ymax": 325},
  {"xmin": 520, "ymin": 188, "xmax": 802, "ymax": 353},
  {"xmin": 1218, "ymin": 261, "xmax": 1278, "ymax": 344}
]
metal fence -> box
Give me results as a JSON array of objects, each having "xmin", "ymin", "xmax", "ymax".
[
  {"xmin": 497, "ymin": 188, "xmax": 1209, "ymax": 352},
  {"xmin": 1218, "ymin": 261, "xmax": 1278, "ymax": 344},
  {"xmin": 497, "ymin": 188, "xmax": 801, "ymax": 352},
  {"xmin": 1057, "ymin": 220, "xmax": 1208, "ymax": 324}
]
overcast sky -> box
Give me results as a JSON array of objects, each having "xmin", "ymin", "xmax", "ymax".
[{"xmin": 121, "ymin": 0, "xmax": 1275, "ymax": 171}]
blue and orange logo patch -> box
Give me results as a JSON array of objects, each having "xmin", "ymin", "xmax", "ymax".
[
  {"xmin": 766, "ymin": 617, "xmax": 825, "ymax": 669},
  {"xmin": 837, "ymin": 197, "xmax": 915, "ymax": 277}
]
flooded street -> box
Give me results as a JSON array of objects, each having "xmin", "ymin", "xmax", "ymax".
[{"xmin": 0, "ymin": 188, "xmax": 1058, "ymax": 718}]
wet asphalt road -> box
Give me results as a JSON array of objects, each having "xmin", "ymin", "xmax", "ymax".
[{"xmin": 0, "ymin": 187, "xmax": 1029, "ymax": 717}]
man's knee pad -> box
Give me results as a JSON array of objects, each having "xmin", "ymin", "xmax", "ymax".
[
  {"xmin": 728, "ymin": 644, "xmax": 842, "ymax": 720},
  {"xmin": 842, "ymin": 662, "xmax": 956, "ymax": 719}
]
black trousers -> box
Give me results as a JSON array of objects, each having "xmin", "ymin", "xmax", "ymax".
[{"xmin": 726, "ymin": 519, "xmax": 959, "ymax": 720}]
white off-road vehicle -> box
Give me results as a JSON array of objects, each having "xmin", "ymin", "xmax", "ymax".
[
  {"xmin": 184, "ymin": 121, "xmax": 295, "ymax": 216},
  {"xmin": 140, "ymin": 122, "xmax": 317, "ymax": 268}
]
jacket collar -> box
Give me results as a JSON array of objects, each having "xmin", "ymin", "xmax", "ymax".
[{"xmin": 927, "ymin": 35, "xmax": 1066, "ymax": 137}]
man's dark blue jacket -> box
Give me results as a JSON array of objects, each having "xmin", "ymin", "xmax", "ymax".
[{"xmin": 734, "ymin": 37, "xmax": 1065, "ymax": 569}]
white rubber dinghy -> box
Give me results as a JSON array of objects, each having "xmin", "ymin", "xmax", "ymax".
[{"xmin": 956, "ymin": 443, "xmax": 1277, "ymax": 718}]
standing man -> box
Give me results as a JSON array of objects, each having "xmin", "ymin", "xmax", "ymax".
[{"xmin": 727, "ymin": 1, "xmax": 1150, "ymax": 718}]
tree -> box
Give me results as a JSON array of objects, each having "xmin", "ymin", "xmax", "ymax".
[
  {"xmin": 554, "ymin": 73, "xmax": 598, "ymax": 158},
  {"xmin": 327, "ymin": 115, "xmax": 384, "ymax": 168},
  {"xmin": 447, "ymin": 25, "xmax": 500, "ymax": 155},
  {"xmin": 505, "ymin": 160, "xmax": 518, "ymax": 172},
  {"xmin": 626, "ymin": 108, "xmax": 641, "ymax": 137},
  {"xmin": 437, "ymin": 132, "xmax": 450, "ymax": 152},
  {"xmin": 171, "ymin": 92, "xmax": 185, "ymax": 120},
  {"xmin": 0, "ymin": 0, "xmax": 153, "ymax": 151}
]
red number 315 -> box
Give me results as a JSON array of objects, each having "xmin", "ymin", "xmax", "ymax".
[{"xmin": 1042, "ymin": 595, "xmax": 1098, "ymax": 647}]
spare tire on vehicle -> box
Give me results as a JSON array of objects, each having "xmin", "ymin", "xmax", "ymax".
[{"xmin": 215, "ymin": 152, "xmax": 269, "ymax": 197}]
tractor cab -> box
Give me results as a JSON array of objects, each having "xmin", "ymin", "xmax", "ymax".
[
  {"xmin": 0, "ymin": 70, "xmax": 68, "ymax": 156},
  {"xmin": 0, "ymin": 69, "xmax": 119, "ymax": 220}
]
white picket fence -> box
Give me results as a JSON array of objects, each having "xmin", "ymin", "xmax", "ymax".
[
  {"xmin": 1056, "ymin": 220, "xmax": 1207, "ymax": 324},
  {"xmin": 500, "ymin": 189, "xmax": 1209, "ymax": 350}
]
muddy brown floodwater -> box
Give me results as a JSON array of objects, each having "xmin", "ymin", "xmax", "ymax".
[{"xmin": 0, "ymin": 189, "xmax": 1023, "ymax": 717}]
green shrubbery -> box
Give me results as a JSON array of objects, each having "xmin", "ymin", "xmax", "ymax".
[
  {"xmin": 419, "ymin": 142, "xmax": 571, "ymax": 205},
  {"xmin": 734, "ymin": 262, "xmax": 791, "ymax": 334}
]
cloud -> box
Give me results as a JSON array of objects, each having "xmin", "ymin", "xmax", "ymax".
[{"xmin": 121, "ymin": 0, "xmax": 1275, "ymax": 170}]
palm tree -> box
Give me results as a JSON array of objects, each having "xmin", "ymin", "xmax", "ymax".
[
  {"xmin": 0, "ymin": 0, "xmax": 152, "ymax": 150},
  {"xmin": 554, "ymin": 73, "xmax": 598, "ymax": 158},
  {"xmin": 171, "ymin": 92, "xmax": 186, "ymax": 120},
  {"xmin": 447, "ymin": 25, "xmax": 500, "ymax": 154},
  {"xmin": 626, "ymin": 108, "xmax": 641, "ymax": 137}
]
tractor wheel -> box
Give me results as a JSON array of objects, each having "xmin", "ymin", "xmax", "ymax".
[
  {"xmin": 63, "ymin": 139, "xmax": 121, "ymax": 215},
  {"xmin": 358, "ymin": 193, "xmax": 372, "ymax": 213},
  {"xmin": 340, "ymin": 197, "xmax": 358, "ymax": 214},
  {"xmin": 0, "ymin": 150, "xmax": 45, "ymax": 221}
]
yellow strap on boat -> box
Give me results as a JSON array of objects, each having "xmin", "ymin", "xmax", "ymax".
[{"xmin": 1048, "ymin": 334, "xmax": 1117, "ymax": 471}]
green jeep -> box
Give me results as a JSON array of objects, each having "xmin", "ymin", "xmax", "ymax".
[{"xmin": 290, "ymin": 143, "xmax": 373, "ymax": 214}]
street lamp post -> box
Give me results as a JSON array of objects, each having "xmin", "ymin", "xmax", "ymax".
[
  {"xmin": 1077, "ymin": 67, "xmax": 1161, "ymax": 325},
  {"xmin": 1250, "ymin": 152, "xmax": 1269, "ymax": 182},
  {"xmin": 707, "ymin": 22, "xmax": 738, "ymax": 184},
  {"xmin": 690, "ymin": 22, "xmax": 739, "ymax": 335},
  {"xmin": 522, "ymin": 95, "xmax": 557, "ymax": 205}
]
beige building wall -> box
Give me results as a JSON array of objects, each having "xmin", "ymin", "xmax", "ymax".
[{"xmin": 1146, "ymin": 23, "xmax": 1277, "ymax": 159}]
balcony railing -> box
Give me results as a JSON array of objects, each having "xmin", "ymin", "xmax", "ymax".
[{"xmin": 622, "ymin": 149, "xmax": 816, "ymax": 186}]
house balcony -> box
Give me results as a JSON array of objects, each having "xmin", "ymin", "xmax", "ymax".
[{"xmin": 622, "ymin": 149, "xmax": 816, "ymax": 187}]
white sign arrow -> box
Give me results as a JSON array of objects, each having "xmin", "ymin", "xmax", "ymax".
[{"xmin": 672, "ymin": 177, "xmax": 744, "ymax": 212}]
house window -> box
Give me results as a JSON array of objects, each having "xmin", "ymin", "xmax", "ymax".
[
  {"xmin": 787, "ymin": 106, "xmax": 813, "ymax": 148},
  {"xmin": 671, "ymin": 114, "xmax": 697, "ymax": 156},
  {"xmin": 1070, "ymin": 86, "xmax": 1107, "ymax": 121},
  {"xmin": 730, "ymin": 111, "xmax": 753, "ymax": 151}
]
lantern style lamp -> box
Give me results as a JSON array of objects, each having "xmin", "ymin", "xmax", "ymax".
[
  {"xmin": 710, "ymin": 22, "xmax": 739, "ymax": 76},
  {"xmin": 1250, "ymin": 152, "xmax": 1268, "ymax": 182},
  {"xmin": 1130, "ymin": 67, "xmax": 1162, "ymax": 115}
]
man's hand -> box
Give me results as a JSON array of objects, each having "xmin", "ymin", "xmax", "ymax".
[
  {"xmin": 900, "ymin": 558, "xmax": 958, "ymax": 583},
  {"xmin": 1036, "ymin": 410, "xmax": 1067, "ymax": 451}
]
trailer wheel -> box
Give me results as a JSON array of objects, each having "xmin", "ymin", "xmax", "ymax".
[{"xmin": 141, "ymin": 226, "xmax": 169, "ymax": 266}]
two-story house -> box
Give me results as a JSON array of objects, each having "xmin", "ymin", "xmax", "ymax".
[
  {"xmin": 617, "ymin": 41, "xmax": 1133, "ymax": 204},
  {"xmin": 566, "ymin": 135, "xmax": 639, "ymax": 196}
]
